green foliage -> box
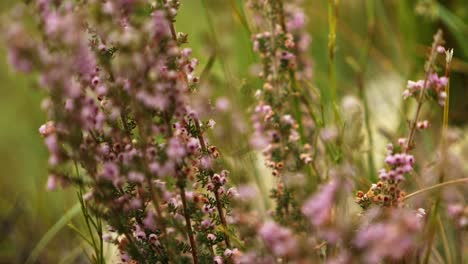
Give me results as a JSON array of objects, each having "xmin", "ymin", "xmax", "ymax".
[{"xmin": 1, "ymin": 0, "xmax": 468, "ymax": 262}]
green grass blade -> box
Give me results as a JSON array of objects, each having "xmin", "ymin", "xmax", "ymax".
[{"xmin": 25, "ymin": 202, "xmax": 81, "ymax": 264}]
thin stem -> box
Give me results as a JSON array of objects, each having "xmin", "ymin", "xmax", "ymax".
[
  {"xmin": 442, "ymin": 49, "xmax": 452, "ymax": 147},
  {"xmin": 273, "ymin": 0, "xmax": 305, "ymax": 143},
  {"xmin": 79, "ymin": 191, "xmax": 99, "ymax": 262},
  {"xmin": 327, "ymin": 0, "xmax": 340, "ymax": 122},
  {"xmin": 327, "ymin": 0, "xmax": 337, "ymax": 102},
  {"xmin": 193, "ymin": 118, "xmax": 206, "ymax": 151},
  {"xmin": 228, "ymin": 0, "xmax": 251, "ymax": 36},
  {"xmin": 438, "ymin": 216, "xmax": 453, "ymax": 264},
  {"xmin": 457, "ymin": 230, "xmax": 465, "ymax": 264},
  {"xmin": 193, "ymin": 118, "xmax": 231, "ymax": 248},
  {"xmin": 423, "ymin": 198, "xmax": 441, "ymax": 264},
  {"xmin": 74, "ymin": 161, "xmax": 103, "ymax": 263},
  {"xmin": 214, "ymin": 189, "xmax": 231, "ymax": 248},
  {"xmin": 170, "ymin": 2, "xmax": 235, "ymax": 248},
  {"xmin": 419, "ymin": 32, "xmax": 448, "ymax": 264},
  {"xmin": 156, "ymin": 6, "xmax": 203, "ymax": 259},
  {"xmin": 405, "ymin": 30, "xmax": 443, "ymax": 152},
  {"xmin": 403, "ymin": 178, "xmax": 468, "ymax": 200},
  {"xmin": 179, "ymin": 185, "xmax": 199, "ymax": 264},
  {"xmin": 146, "ymin": 177, "xmax": 167, "ymax": 236},
  {"xmin": 356, "ymin": 0, "xmax": 377, "ymax": 182},
  {"xmin": 275, "ymin": 0, "xmax": 316, "ymax": 190}
]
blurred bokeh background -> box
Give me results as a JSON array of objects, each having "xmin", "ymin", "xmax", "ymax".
[{"xmin": 1, "ymin": 0, "xmax": 467, "ymax": 263}]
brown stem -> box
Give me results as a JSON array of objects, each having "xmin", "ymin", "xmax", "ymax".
[
  {"xmin": 193, "ymin": 118, "xmax": 231, "ymax": 248},
  {"xmin": 169, "ymin": 21, "xmax": 177, "ymax": 41},
  {"xmin": 179, "ymin": 185, "xmax": 199, "ymax": 264},
  {"xmin": 214, "ymin": 188, "xmax": 232, "ymax": 248},
  {"xmin": 405, "ymin": 30, "xmax": 443, "ymax": 152},
  {"xmin": 146, "ymin": 177, "xmax": 166, "ymax": 236},
  {"xmin": 193, "ymin": 118, "xmax": 207, "ymax": 151},
  {"xmin": 161, "ymin": 0, "xmax": 178, "ymax": 43},
  {"xmin": 162, "ymin": 1, "xmax": 230, "ymax": 250}
]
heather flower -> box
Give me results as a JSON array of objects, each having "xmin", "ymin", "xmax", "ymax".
[
  {"xmin": 417, "ymin": 120, "xmax": 430, "ymax": 130},
  {"xmin": 403, "ymin": 67, "xmax": 449, "ymax": 106},
  {"xmin": 354, "ymin": 209, "xmax": 423, "ymax": 263},
  {"xmin": 213, "ymin": 255, "xmax": 223, "ymax": 264},
  {"xmin": 447, "ymin": 203, "xmax": 468, "ymax": 229},
  {"xmin": 5, "ymin": 0, "xmax": 462, "ymax": 262},
  {"xmin": 436, "ymin": 45, "xmax": 445, "ymax": 53},
  {"xmin": 215, "ymin": 97, "xmax": 230, "ymax": 111},
  {"xmin": 6, "ymin": 1, "xmax": 237, "ymax": 262},
  {"xmin": 207, "ymin": 233, "xmax": 216, "ymax": 242},
  {"xmin": 357, "ymin": 31, "xmax": 451, "ymax": 212},
  {"xmin": 46, "ymin": 174, "xmax": 58, "ymax": 191},
  {"xmin": 259, "ymin": 221, "xmax": 298, "ymax": 257},
  {"xmin": 302, "ymin": 181, "xmax": 338, "ymax": 227}
]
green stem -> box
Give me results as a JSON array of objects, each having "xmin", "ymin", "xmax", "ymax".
[
  {"xmin": 357, "ymin": 0, "xmax": 377, "ymax": 182},
  {"xmin": 405, "ymin": 30, "xmax": 443, "ymax": 152},
  {"xmin": 328, "ymin": 0, "xmax": 340, "ymax": 122},
  {"xmin": 275, "ymin": 0, "xmax": 316, "ymax": 191},
  {"xmin": 438, "ymin": 216, "xmax": 453, "ymax": 264},
  {"xmin": 25, "ymin": 203, "xmax": 81, "ymax": 264},
  {"xmin": 420, "ymin": 32, "xmax": 449, "ymax": 264}
]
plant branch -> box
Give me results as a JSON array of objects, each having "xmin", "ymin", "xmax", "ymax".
[
  {"xmin": 404, "ymin": 178, "xmax": 468, "ymax": 200},
  {"xmin": 179, "ymin": 184, "xmax": 199, "ymax": 264},
  {"xmin": 405, "ymin": 30, "xmax": 443, "ymax": 152}
]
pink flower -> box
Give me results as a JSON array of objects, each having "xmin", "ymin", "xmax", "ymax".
[
  {"xmin": 213, "ymin": 256, "xmax": 223, "ymax": 264},
  {"xmin": 407, "ymin": 80, "xmax": 424, "ymax": 91},
  {"xmin": 207, "ymin": 233, "xmax": 216, "ymax": 242},
  {"xmin": 417, "ymin": 120, "xmax": 430, "ymax": 130},
  {"xmin": 286, "ymin": 11, "xmax": 306, "ymax": 31},
  {"xmin": 302, "ymin": 181, "xmax": 338, "ymax": 226},
  {"xmin": 101, "ymin": 162, "xmax": 119, "ymax": 181},
  {"xmin": 259, "ymin": 221, "xmax": 298, "ymax": 256},
  {"xmin": 46, "ymin": 174, "xmax": 58, "ymax": 191},
  {"xmin": 167, "ymin": 137, "xmax": 186, "ymax": 160},
  {"xmin": 186, "ymin": 137, "xmax": 200, "ymax": 153},
  {"xmin": 436, "ymin": 45, "xmax": 445, "ymax": 53},
  {"xmin": 354, "ymin": 209, "xmax": 422, "ymax": 263},
  {"xmin": 143, "ymin": 211, "xmax": 157, "ymax": 231},
  {"xmin": 215, "ymin": 97, "xmax": 230, "ymax": 111},
  {"xmin": 447, "ymin": 204, "xmax": 463, "ymax": 217}
]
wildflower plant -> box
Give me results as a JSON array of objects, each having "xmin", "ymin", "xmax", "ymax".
[
  {"xmin": 7, "ymin": 0, "xmax": 239, "ymax": 263},
  {"xmin": 356, "ymin": 30, "xmax": 452, "ymax": 210},
  {"xmin": 247, "ymin": 0, "xmax": 318, "ymax": 225},
  {"xmin": 4, "ymin": 0, "xmax": 468, "ymax": 264}
]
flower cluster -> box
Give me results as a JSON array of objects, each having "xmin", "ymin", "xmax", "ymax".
[
  {"xmin": 356, "ymin": 142, "xmax": 414, "ymax": 209},
  {"xmin": 259, "ymin": 221, "xmax": 298, "ymax": 257},
  {"xmin": 249, "ymin": 3, "xmax": 311, "ymax": 175},
  {"xmin": 353, "ymin": 208, "xmax": 423, "ymax": 263},
  {"xmin": 447, "ymin": 203, "xmax": 468, "ymax": 229},
  {"xmin": 7, "ymin": 0, "xmax": 238, "ymax": 263},
  {"xmin": 248, "ymin": 0, "xmax": 316, "ymax": 225},
  {"xmin": 357, "ymin": 31, "xmax": 452, "ymax": 211},
  {"xmin": 6, "ymin": 0, "xmax": 462, "ymax": 263},
  {"xmin": 402, "ymin": 46, "xmax": 453, "ymax": 106},
  {"xmin": 302, "ymin": 180, "xmax": 338, "ymax": 227},
  {"xmin": 403, "ymin": 73, "xmax": 448, "ymax": 105}
]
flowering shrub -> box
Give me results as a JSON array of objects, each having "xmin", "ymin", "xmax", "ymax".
[
  {"xmin": 7, "ymin": 1, "xmax": 237, "ymax": 263},
  {"xmin": 4, "ymin": 0, "xmax": 468, "ymax": 264}
]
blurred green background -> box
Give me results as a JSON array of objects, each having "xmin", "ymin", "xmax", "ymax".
[{"xmin": 0, "ymin": 0, "xmax": 467, "ymax": 263}]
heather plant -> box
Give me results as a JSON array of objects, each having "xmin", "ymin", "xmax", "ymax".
[
  {"xmin": 3, "ymin": 0, "xmax": 468, "ymax": 264},
  {"xmin": 248, "ymin": 0, "xmax": 317, "ymax": 223},
  {"xmin": 7, "ymin": 1, "xmax": 238, "ymax": 263}
]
